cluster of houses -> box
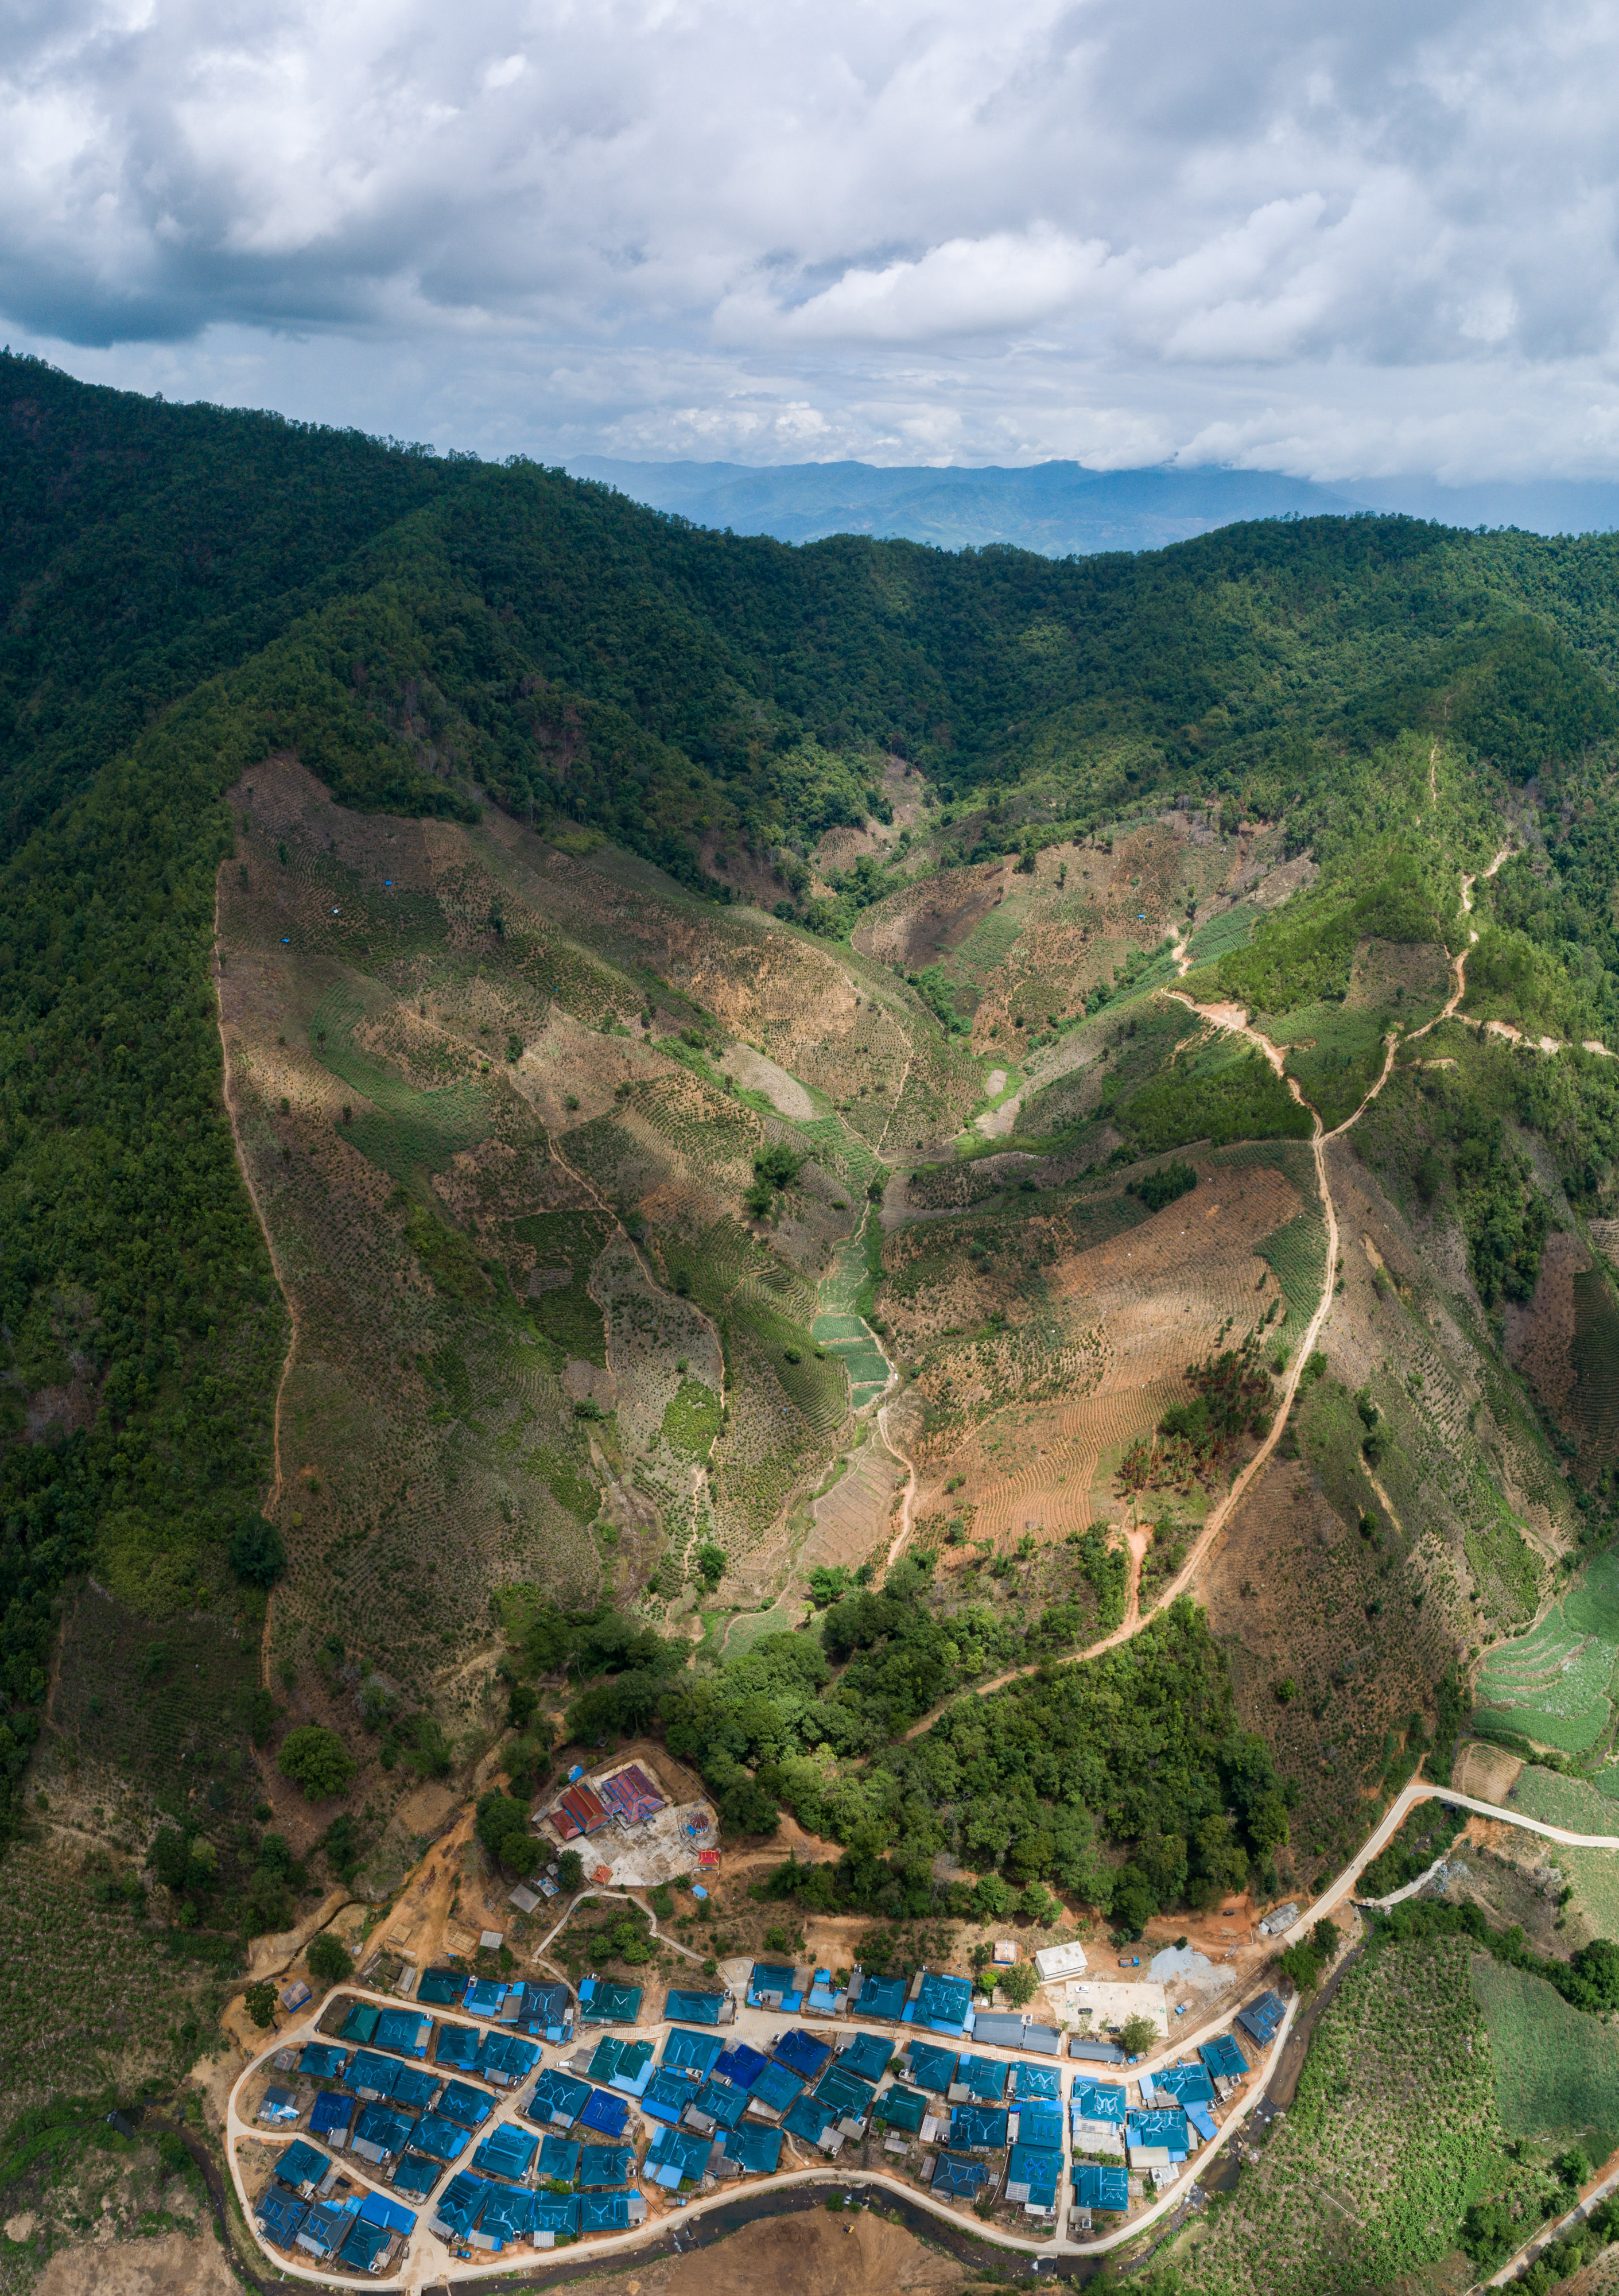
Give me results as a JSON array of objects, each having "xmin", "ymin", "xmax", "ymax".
[{"xmin": 251, "ymin": 1952, "xmax": 1287, "ymax": 2267}]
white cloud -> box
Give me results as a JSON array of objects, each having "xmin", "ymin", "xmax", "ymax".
[{"xmin": 3, "ymin": 0, "xmax": 1619, "ymax": 476}]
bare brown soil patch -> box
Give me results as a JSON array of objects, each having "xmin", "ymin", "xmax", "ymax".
[
  {"xmin": 36, "ymin": 2229, "xmax": 238, "ymax": 2296},
  {"xmin": 853, "ymin": 863, "xmax": 1011, "ymax": 970},
  {"xmin": 593, "ymin": 2210, "xmax": 972, "ymax": 2296},
  {"xmin": 1452, "ymin": 1739, "xmax": 1525, "ymax": 1804}
]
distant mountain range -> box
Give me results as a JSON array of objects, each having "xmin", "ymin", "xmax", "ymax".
[{"xmin": 568, "ymin": 456, "xmax": 1619, "ymax": 557}]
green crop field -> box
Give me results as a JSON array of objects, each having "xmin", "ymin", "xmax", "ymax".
[
  {"xmin": 1505, "ymin": 1764, "xmax": 1619, "ymax": 1936},
  {"xmin": 1477, "ymin": 1547, "xmax": 1619, "ymax": 1752},
  {"xmin": 1256, "ymin": 1207, "xmax": 1329, "ymax": 1348},
  {"xmin": 1187, "ymin": 901, "xmax": 1263, "ymax": 965},
  {"xmin": 1573, "ymin": 1268, "xmax": 1619, "ymax": 1467},
  {"xmin": 1187, "ymin": 1937, "xmax": 1524, "ymax": 2296},
  {"xmin": 1472, "ymin": 1956, "xmax": 1619, "ymax": 2154},
  {"xmin": 661, "ymin": 1377, "xmax": 723, "ymax": 1458}
]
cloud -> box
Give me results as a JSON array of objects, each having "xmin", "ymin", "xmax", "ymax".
[{"xmin": 3, "ymin": 0, "xmax": 1619, "ymax": 476}]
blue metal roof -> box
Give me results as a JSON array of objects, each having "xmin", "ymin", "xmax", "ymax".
[
  {"xmin": 537, "ymin": 2135, "xmax": 581, "ymax": 2182},
  {"xmin": 1071, "ymin": 2078, "xmax": 1126, "ymax": 2123},
  {"xmin": 337, "ymin": 2220, "xmax": 390, "ymax": 2272},
  {"xmin": 931, "ymin": 2152, "xmax": 987, "ymax": 2196},
  {"xmin": 392, "ymin": 2064, "xmax": 440, "ymax": 2112},
  {"xmin": 578, "ymin": 1977, "xmax": 643, "ymax": 2023},
  {"xmin": 693, "ymin": 2077, "xmax": 748, "ymax": 2130},
  {"xmin": 1150, "ymin": 2060, "xmax": 1215, "ymax": 2107},
  {"xmin": 473, "ymin": 2124, "xmax": 537, "ymax": 2180},
  {"xmin": 476, "ymin": 2185, "xmax": 533, "ymax": 2243},
  {"xmin": 838, "ymin": 2031, "xmax": 894, "ymax": 2084},
  {"xmin": 309, "ymin": 2094, "xmax": 353, "ymax": 2138},
  {"xmin": 527, "ymin": 2067, "xmax": 592, "ymax": 2126},
  {"xmin": 297, "ymin": 2043, "xmax": 347, "ymax": 2080},
  {"xmin": 815, "ymin": 2063, "xmax": 876, "ymax": 2119},
  {"xmin": 580, "ymin": 2191, "xmax": 635, "ymax": 2232},
  {"xmin": 431, "ymin": 2172, "xmax": 487, "ymax": 2239},
  {"xmin": 531, "ymin": 2190, "xmax": 581, "ymax": 2235},
  {"xmin": 1236, "ymin": 1989, "xmax": 1286, "ymax": 2047},
  {"xmin": 904, "ymin": 2041, "xmax": 957, "ymax": 2092},
  {"xmin": 433, "ymin": 2022, "xmax": 480, "ymax": 2070},
  {"xmin": 782, "ymin": 2092, "xmax": 833, "ymax": 2143},
  {"xmin": 478, "ymin": 2030, "xmax": 541, "ymax": 2085},
  {"xmin": 1127, "ymin": 2106, "xmax": 1189, "ymax": 2154},
  {"xmin": 852, "ymin": 1971, "xmax": 909, "ymax": 2020},
  {"xmin": 639, "ymin": 2067, "xmax": 696, "ymax": 2124},
  {"xmin": 747, "ymin": 2060, "xmax": 802, "ymax": 2114},
  {"xmin": 391, "ymin": 2152, "xmax": 442, "ymax": 2199},
  {"xmin": 255, "ymin": 2187, "xmax": 308, "ymax": 2245},
  {"xmin": 372, "ymin": 2007, "xmax": 431, "ymax": 2057},
  {"xmin": 1187, "ymin": 2102, "xmax": 1218, "ymax": 2142},
  {"xmin": 646, "ymin": 2123, "xmax": 711, "ymax": 2182},
  {"xmin": 347, "ymin": 2050, "xmax": 401, "ymax": 2097},
  {"xmin": 1007, "ymin": 2142, "xmax": 1062, "ymax": 2208},
  {"xmin": 437, "ymin": 2080, "xmax": 492, "ymax": 2129},
  {"xmin": 712, "ymin": 2039, "xmax": 768, "ymax": 2088},
  {"xmin": 1015, "ymin": 2061, "xmax": 1061, "ymax": 2102},
  {"xmin": 949, "ymin": 2104, "xmax": 1008, "ymax": 2150},
  {"xmin": 662, "ymin": 2024, "xmax": 725, "ymax": 2077},
  {"xmin": 352, "ymin": 2103, "xmax": 413, "ymax": 2155},
  {"xmin": 877, "ymin": 2082, "xmax": 926, "ymax": 2132},
  {"xmin": 274, "ymin": 2139, "xmax": 327, "ymax": 2193},
  {"xmin": 664, "ymin": 1989, "xmax": 726, "ymax": 2023},
  {"xmin": 1075, "ymin": 2161, "xmax": 1129, "ymax": 2211},
  {"xmin": 723, "ymin": 2122, "xmax": 782, "ymax": 2174},
  {"xmin": 1200, "ymin": 2032, "xmax": 1248, "ymax": 2082},
  {"xmin": 416, "ymin": 1968, "xmax": 463, "ymax": 2007},
  {"xmin": 578, "ymin": 2142, "xmax": 634, "ymax": 2188},
  {"xmin": 358, "ymin": 2190, "xmax": 417, "ymax": 2236},
  {"xmin": 774, "ymin": 2027, "xmax": 832, "ymax": 2081},
  {"xmin": 1018, "ymin": 2101, "xmax": 1064, "ymax": 2149},
  {"xmin": 464, "ymin": 1978, "xmax": 505, "ymax": 2016},
  {"xmin": 411, "ymin": 2113, "xmax": 471, "ymax": 2163},
  {"xmin": 579, "ymin": 2087, "xmax": 630, "ymax": 2138},
  {"xmin": 954, "ymin": 2053, "xmax": 1007, "ymax": 2103},
  {"xmin": 915, "ymin": 1971, "xmax": 972, "ymax": 2033}
]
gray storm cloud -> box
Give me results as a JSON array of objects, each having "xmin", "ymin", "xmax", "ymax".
[{"xmin": 3, "ymin": 0, "xmax": 1619, "ymax": 475}]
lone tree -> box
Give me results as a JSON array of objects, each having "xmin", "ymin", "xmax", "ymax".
[
  {"xmin": 476, "ymin": 1790, "xmax": 534, "ymax": 1875},
  {"xmin": 306, "ymin": 1932, "xmax": 352, "ymax": 1985},
  {"xmin": 1118, "ymin": 2013, "xmax": 1158, "ymax": 2057},
  {"xmin": 243, "ymin": 1980, "xmax": 279, "ymax": 2029},
  {"xmin": 230, "ymin": 1514, "xmax": 286, "ymax": 1588},
  {"xmin": 277, "ymin": 1725, "xmax": 356, "ymax": 1801},
  {"xmin": 556, "ymin": 1848, "xmax": 585, "ymax": 1891}
]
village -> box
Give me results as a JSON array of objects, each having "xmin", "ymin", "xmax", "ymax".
[{"xmin": 226, "ymin": 1747, "xmax": 1299, "ymax": 2284}]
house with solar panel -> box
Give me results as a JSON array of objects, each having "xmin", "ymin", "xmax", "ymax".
[{"xmin": 1236, "ymin": 1990, "xmax": 1286, "ymax": 2048}]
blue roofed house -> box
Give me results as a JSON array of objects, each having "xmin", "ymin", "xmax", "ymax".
[
  {"xmin": 581, "ymin": 2190, "xmax": 648, "ymax": 2232},
  {"xmin": 358, "ymin": 2191, "xmax": 418, "ymax": 2241},
  {"xmin": 517, "ymin": 1979, "xmax": 573, "ymax": 2042},
  {"xmin": 416, "ymin": 1969, "xmax": 463, "ymax": 2008},
  {"xmin": 1017, "ymin": 2101, "xmax": 1065, "ymax": 2150},
  {"xmin": 952, "ymin": 2053, "xmax": 1007, "ymax": 2104},
  {"xmin": 1199, "ymin": 2032, "xmax": 1249, "ymax": 2087},
  {"xmin": 391, "ymin": 2065, "xmax": 440, "ymax": 2112},
  {"xmin": 339, "ymin": 2003, "xmax": 381, "ymax": 2046},
  {"xmin": 1015, "ymin": 2061, "xmax": 1061, "ymax": 2103},
  {"xmin": 1125, "ymin": 2107, "xmax": 1189, "ymax": 2169},
  {"xmin": 579, "ymin": 2088, "xmax": 631, "ymax": 2139},
  {"xmin": 1074, "ymin": 2161, "xmax": 1130, "ymax": 2214},
  {"xmin": 372, "ymin": 2008, "xmax": 432, "ymax": 2058},
  {"xmin": 1236, "ymin": 1990, "xmax": 1286, "ymax": 2049},
  {"xmin": 662, "ymin": 2025, "xmax": 725, "ymax": 2078},
  {"xmin": 743, "ymin": 2060, "xmax": 802, "ymax": 2118},
  {"xmin": 273, "ymin": 2139, "xmax": 328, "ymax": 2198},
  {"xmin": 473, "ymin": 2184, "xmax": 532, "ymax": 2250},
  {"xmin": 477, "ymin": 2030, "xmax": 540, "ymax": 2088},
  {"xmin": 577, "ymin": 1977, "xmax": 643, "ymax": 2024},
  {"xmin": 351, "ymin": 2103, "xmax": 414, "ymax": 2166},
  {"xmin": 949, "ymin": 2104, "xmax": 1009, "ymax": 2151},
  {"xmin": 437, "ymin": 2081, "xmax": 493, "ymax": 2131},
  {"xmin": 746, "ymin": 1963, "xmax": 803, "ymax": 2012},
  {"xmin": 1147, "ymin": 2061, "xmax": 1215, "ymax": 2109},
  {"xmin": 433, "ymin": 2023, "xmax": 481, "ymax": 2074},
  {"xmin": 254, "ymin": 2186, "xmax": 309, "ymax": 2248},
  {"xmin": 464, "ymin": 1978, "xmax": 506, "ymax": 2018},
  {"xmin": 391, "ymin": 2152, "xmax": 443, "ymax": 2201},
  {"xmin": 430, "ymin": 2171, "xmax": 487, "ymax": 2241},
  {"xmin": 578, "ymin": 2142, "xmax": 635, "ymax": 2188},
  {"xmin": 664, "ymin": 1989, "xmax": 731, "ymax": 2026},
  {"xmin": 903, "ymin": 2041, "xmax": 957, "ymax": 2093},
  {"xmin": 527, "ymin": 2068, "xmax": 592, "ymax": 2128},
  {"xmin": 347, "ymin": 2051, "xmax": 401, "ymax": 2102},
  {"xmin": 645, "ymin": 2124, "xmax": 713, "ymax": 2190},
  {"xmin": 411, "ymin": 2113, "xmax": 471, "ymax": 2165},
  {"xmin": 711, "ymin": 2040, "xmax": 768, "ymax": 2089},
  {"xmin": 1005, "ymin": 2142, "xmax": 1063, "ymax": 2214},
  {"xmin": 875, "ymin": 2084, "xmax": 927, "ymax": 2134},
  {"xmin": 838, "ymin": 2031, "xmax": 894, "ymax": 2084},
  {"xmin": 775, "ymin": 2028, "xmax": 832, "ymax": 2082},
  {"xmin": 814, "ymin": 2064, "xmax": 876, "ymax": 2130},
  {"xmin": 688, "ymin": 2078, "xmax": 748, "ymax": 2134},
  {"xmin": 931, "ymin": 2154, "xmax": 987, "ymax": 2199},
  {"xmin": 849, "ymin": 1969, "xmax": 909, "ymax": 2022},
  {"xmin": 537, "ymin": 2136, "xmax": 581, "ymax": 2183},
  {"xmin": 719, "ymin": 2122, "xmax": 782, "ymax": 2175},
  {"xmin": 588, "ymin": 2035, "xmax": 654, "ymax": 2094},
  {"xmin": 257, "ymin": 2086, "xmax": 298, "ymax": 2127},
  {"xmin": 309, "ymin": 2093, "xmax": 354, "ymax": 2146},
  {"xmin": 1071, "ymin": 2078, "xmax": 1127, "ymax": 2153},
  {"xmin": 914, "ymin": 1971, "xmax": 973, "ymax": 2035},
  {"xmin": 782, "ymin": 2091, "xmax": 836, "ymax": 2149},
  {"xmin": 1186, "ymin": 2102, "xmax": 1218, "ymax": 2144},
  {"xmin": 530, "ymin": 2190, "xmax": 582, "ymax": 2241},
  {"xmin": 473, "ymin": 2124, "xmax": 537, "ymax": 2182},
  {"xmin": 336, "ymin": 2214, "xmax": 393, "ymax": 2274},
  {"xmin": 294, "ymin": 2200, "xmax": 354, "ymax": 2263},
  {"xmin": 639, "ymin": 2067, "xmax": 697, "ymax": 2126},
  {"xmin": 298, "ymin": 2043, "xmax": 347, "ymax": 2080},
  {"xmin": 806, "ymin": 1968, "xmax": 847, "ymax": 2016}
]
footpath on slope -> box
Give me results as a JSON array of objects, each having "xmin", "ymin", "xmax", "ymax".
[{"xmin": 903, "ymin": 846, "xmax": 1512, "ymax": 1738}]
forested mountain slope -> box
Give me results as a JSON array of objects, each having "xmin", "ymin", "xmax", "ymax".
[{"xmin": 5, "ymin": 350, "xmax": 1619, "ymax": 2015}]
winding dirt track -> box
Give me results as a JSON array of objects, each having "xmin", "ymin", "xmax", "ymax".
[{"xmin": 903, "ymin": 854, "xmax": 1507, "ymax": 1737}]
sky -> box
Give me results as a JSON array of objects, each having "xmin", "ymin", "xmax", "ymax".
[{"xmin": 4, "ymin": 0, "xmax": 1619, "ymax": 479}]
